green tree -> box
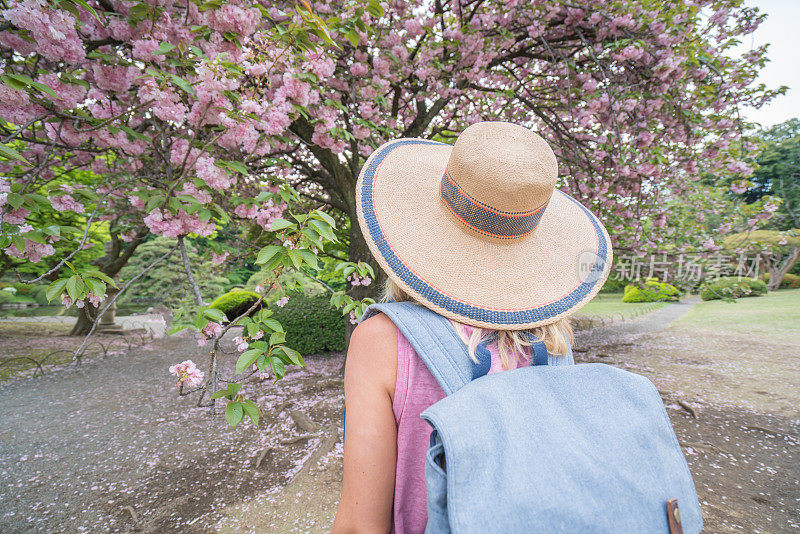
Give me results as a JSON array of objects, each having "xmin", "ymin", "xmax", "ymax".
[
  {"xmin": 723, "ymin": 230, "xmax": 800, "ymax": 290},
  {"xmin": 747, "ymin": 119, "xmax": 800, "ymax": 228},
  {"xmin": 118, "ymin": 237, "xmax": 227, "ymax": 308}
]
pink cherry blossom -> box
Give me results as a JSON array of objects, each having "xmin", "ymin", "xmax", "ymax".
[
  {"xmin": 169, "ymin": 360, "xmax": 205, "ymax": 388},
  {"xmin": 49, "ymin": 194, "xmax": 85, "ymax": 213},
  {"xmin": 202, "ymin": 321, "xmax": 223, "ymax": 339},
  {"xmin": 210, "ymin": 251, "xmax": 229, "ymax": 266},
  {"xmin": 276, "ymin": 296, "xmax": 289, "ymax": 308}
]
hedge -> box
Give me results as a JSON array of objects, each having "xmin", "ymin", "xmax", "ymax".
[
  {"xmin": 33, "ymin": 286, "xmax": 50, "ymax": 305},
  {"xmin": 622, "ymin": 278, "xmax": 681, "ymax": 303},
  {"xmin": 207, "ymin": 289, "xmax": 264, "ymax": 320},
  {"xmin": 761, "ymin": 273, "xmax": 800, "ymax": 289},
  {"xmin": 599, "ymin": 277, "xmax": 626, "ymax": 293},
  {"xmin": 700, "ymin": 277, "xmax": 767, "ymax": 301},
  {"xmin": 268, "ymin": 292, "xmax": 345, "ymax": 355}
]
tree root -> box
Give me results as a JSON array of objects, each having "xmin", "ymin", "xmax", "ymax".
[
  {"xmin": 677, "ymin": 400, "xmax": 697, "ymax": 418},
  {"xmin": 287, "ymin": 423, "xmax": 339, "ymax": 486},
  {"xmin": 681, "ymin": 441, "xmax": 733, "ymax": 457},
  {"xmin": 290, "ymin": 410, "xmax": 320, "ymax": 433},
  {"xmin": 255, "ymin": 446, "xmax": 273, "ymax": 469},
  {"xmin": 280, "ymin": 434, "xmax": 317, "ymax": 445},
  {"xmin": 122, "ymin": 505, "xmax": 138, "ymax": 524}
]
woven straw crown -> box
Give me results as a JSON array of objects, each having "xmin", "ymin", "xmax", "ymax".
[
  {"xmin": 355, "ymin": 121, "xmax": 613, "ymax": 330},
  {"xmin": 442, "ymin": 122, "xmax": 558, "ymax": 242}
]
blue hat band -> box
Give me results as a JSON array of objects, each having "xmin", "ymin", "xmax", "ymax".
[{"xmin": 440, "ymin": 171, "xmax": 548, "ymax": 240}]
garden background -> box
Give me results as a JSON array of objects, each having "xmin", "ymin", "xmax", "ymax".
[{"xmin": 0, "ymin": 0, "xmax": 798, "ymax": 532}]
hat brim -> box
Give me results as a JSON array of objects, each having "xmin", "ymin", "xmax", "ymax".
[{"xmin": 356, "ymin": 138, "xmax": 613, "ymax": 330}]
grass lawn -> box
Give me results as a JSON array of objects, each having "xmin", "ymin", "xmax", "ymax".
[
  {"xmin": 574, "ymin": 293, "xmax": 667, "ymax": 318},
  {"xmin": 675, "ymin": 288, "xmax": 800, "ymax": 344}
]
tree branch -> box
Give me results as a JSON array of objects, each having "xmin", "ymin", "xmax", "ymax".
[{"xmin": 179, "ymin": 236, "xmax": 206, "ymax": 306}]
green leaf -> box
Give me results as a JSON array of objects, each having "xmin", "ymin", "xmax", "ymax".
[
  {"xmin": 262, "ymin": 318, "xmax": 284, "ymax": 333},
  {"xmin": 85, "ymin": 278, "xmax": 106, "ymax": 297},
  {"xmin": 346, "ymin": 29, "xmax": 360, "ymax": 47},
  {"xmin": 225, "ymin": 401, "xmax": 244, "ymax": 427},
  {"xmin": 204, "ymin": 308, "xmax": 227, "ymax": 322},
  {"xmin": 287, "ymin": 249, "xmax": 303, "ymax": 269},
  {"xmin": 0, "ymin": 144, "xmax": 28, "ymax": 164},
  {"xmin": 11, "ymin": 235, "xmax": 25, "ymax": 253},
  {"xmin": 217, "ymin": 159, "xmax": 248, "ymax": 175},
  {"xmin": 7, "ymin": 192, "xmax": 24, "ymax": 209},
  {"xmin": 30, "ymin": 81, "xmax": 59, "ymax": 99},
  {"xmin": 69, "ymin": 0, "xmax": 102, "ymax": 22},
  {"xmin": 309, "ymin": 219, "xmax": 335, "ymax": 241},
  {"xmin": 300, "ymin": 249, "xmax": 320, "ymax": 270},
  {"xmin": 46, "ymin": 279, "xmax": 68, "ymax": 303},
  {"xmin": 20, "ymin": 230, "xmax": 45, "ymax": 244},
  {"xmin": 155, "ymin": 42, "xmax": 176, "ymax": 54},
  {"xmin": 247, "ymin": 322, "xmax": 260, "ymax": 337},
  {"xmin": 255, "ymin": 245, "xmax": 282, "ymax": 265},
  {"xmin": 269, "ymin": 218, "xmax": 294, "ymax": 232},
  {"xmin": 242, "ymin": 401, "xmax": 260, "ymax": 427},
  {"xmin": 227, "ymin": 382, "xmax": 242, "ymax": 395},
  {"xmin": 83, "ymin": 270, "xmax": 117, "ymax": 287},
  {"xmin": 366, "ymin": 0, "xmax": 384, "ymax": 17},
  {"xmin": 236, "ymin": 348, "xmax": 262, "ymax": 374},
  {"xmin": 281, "ymin": 346, "xmax": 304, "ymax": 367},
  {"xmin": 313, "ymin": 209, "xmax": 336, "ymax": 228},
  {"xmin": 119, "ymin": 125, "xmax": 149, "ymax": 141},
  {"xmin": 271, "ymin": 358, "xmax": 286, "ymax": 379},
  {"xmin": 65, "ymin": 275, "xmax": 83, "ymax": 300},
  {"xmin": 269, "ymin": 331, "xmax": 286, "ymax": 345},
  {"xmin": 169, "ymin": 74, "xmax": 195, "ymax": 95},
  {"xmin": 211, "ymin": 389, "xmax": 231, "ymax": 400}
]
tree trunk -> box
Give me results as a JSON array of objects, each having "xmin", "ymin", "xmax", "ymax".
[
  {"xmin": 344, "ymin": 211, "xmax": 386, "ymax": 348},
  {"xmin": 765, "ymin": 247, "xmax": 800, "ymax": 291},
  {"xmin": 69, "ymin": 232, "xmax": 146, "ymax": 336},
  {"xmin": 70, "ymin": 305, "xmax": 101, "ymax": 336}
]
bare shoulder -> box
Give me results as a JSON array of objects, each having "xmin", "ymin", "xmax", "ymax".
[
  {"xmin": 351, "ymin": 312, "xmax": 397, "ymax": 345},
  {"xmin": 345, "ymin": 312, "xmax": 398, "ymax": 394}
]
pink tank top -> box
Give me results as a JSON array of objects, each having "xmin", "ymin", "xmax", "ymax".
[{"xmin": 391, "ymin": 326, "xmax": 531, "ymax": 534}]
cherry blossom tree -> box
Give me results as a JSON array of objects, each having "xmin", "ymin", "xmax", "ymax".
[
  {"xmin": 233, "ymin": 0, "xmax": 781, "ymax": 297},
  {"xmin": 0, "ymin": 0, "xmax": 782, "ymax": 425},
  {"xmin": 0, "ymin": 0, "xmax": 378, "ymax": 424}
]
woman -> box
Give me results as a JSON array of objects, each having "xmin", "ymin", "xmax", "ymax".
[{"xmin": 332, "ymin": 121, "xmax": 612, "ymax": 533}]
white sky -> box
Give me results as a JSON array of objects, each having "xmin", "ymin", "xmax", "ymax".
[{"xmin": 739, "ymin": 0, "xmax": 800, "ymax": 128}]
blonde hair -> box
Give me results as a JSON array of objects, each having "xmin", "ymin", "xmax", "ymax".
[{"xmin": 381, "ymin": 278, "xmax": 573, "ymax": 370}]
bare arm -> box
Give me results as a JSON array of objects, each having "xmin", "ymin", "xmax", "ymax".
[{"xmin": 332, "ymin": 313, "xmax": 398, "ymax": 534}]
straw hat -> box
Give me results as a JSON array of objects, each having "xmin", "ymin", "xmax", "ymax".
[{"xmin": 355, "ymin": 121, "xmax": 612, "ymax": 330}]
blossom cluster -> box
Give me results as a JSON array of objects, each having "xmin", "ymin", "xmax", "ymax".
[
  {"xmin": 347, "ymin": 275, "xmax": 372, "ymax": 287},
  {"xmin": 197, "ymin": 321, "xmax": 223, "ymax": 347},
  {"xmin": 168, "ymin": 360, "xmax": 205, "ymax": 388}
]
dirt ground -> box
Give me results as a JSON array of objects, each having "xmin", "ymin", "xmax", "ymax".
[{"xmin": 0, "ymin": 299, "xmax": 798, "ymax": 533}]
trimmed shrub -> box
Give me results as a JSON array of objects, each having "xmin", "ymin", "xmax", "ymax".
[
  {"xmin": 12, "ymin": 282, "xmax": 33, "ymax": 295},
  {"xmin": 33, "ymin": 286, "xmax": 51, "ymax": 305},
  {"xmin": 622, "ymin": 278, "xmax": 681, "ymax": 303},
  {"xmin": 269, "ymin": 292, "xmax": 345, "ymax": 355},
  {"xmin": 700, "ymin": 277, "xmax": 767, "ymax": 301},
  {"xmin": 599, "ymin": 277, "xmax": 626, "ymax": 293},
  {"xmin": 761, "ymin": 272, "xmax": 800, "ymax": 289},
  {"xmin": 208, "ymin": 289, "xmax": 264, "ymax": 320},
  {"xmin": 0, "ymin": 291, "xmax": 13, "ymax": 304}
]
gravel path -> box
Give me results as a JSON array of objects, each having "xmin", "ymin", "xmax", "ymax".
[
  {"xmin": 573, "ymin": 296, "xmax": 799, "ymax": 533},
  {"xmin": 577, "ymin": 295, "xmax": 700, "ymax": 343},
  {"xmin": 0, "ymin": 332, "xmax": 345, "ymax": 533},
  {"xmin": 1, "ymin": 297, "xmax": 797, "ymax": 533}
]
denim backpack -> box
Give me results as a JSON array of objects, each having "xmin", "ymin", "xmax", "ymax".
[{"xmin": 360, "ymin": 302, "xmax": 702, "ymax": 534}]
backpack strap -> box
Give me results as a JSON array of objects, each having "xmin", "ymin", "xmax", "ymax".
[
  {"xmin": 360, "ymin": 302, "xmax": 552, "ymax": 394},
  {"xmin": 361, "ymin": 302, "xmax": 475, "ymax": 395}
]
